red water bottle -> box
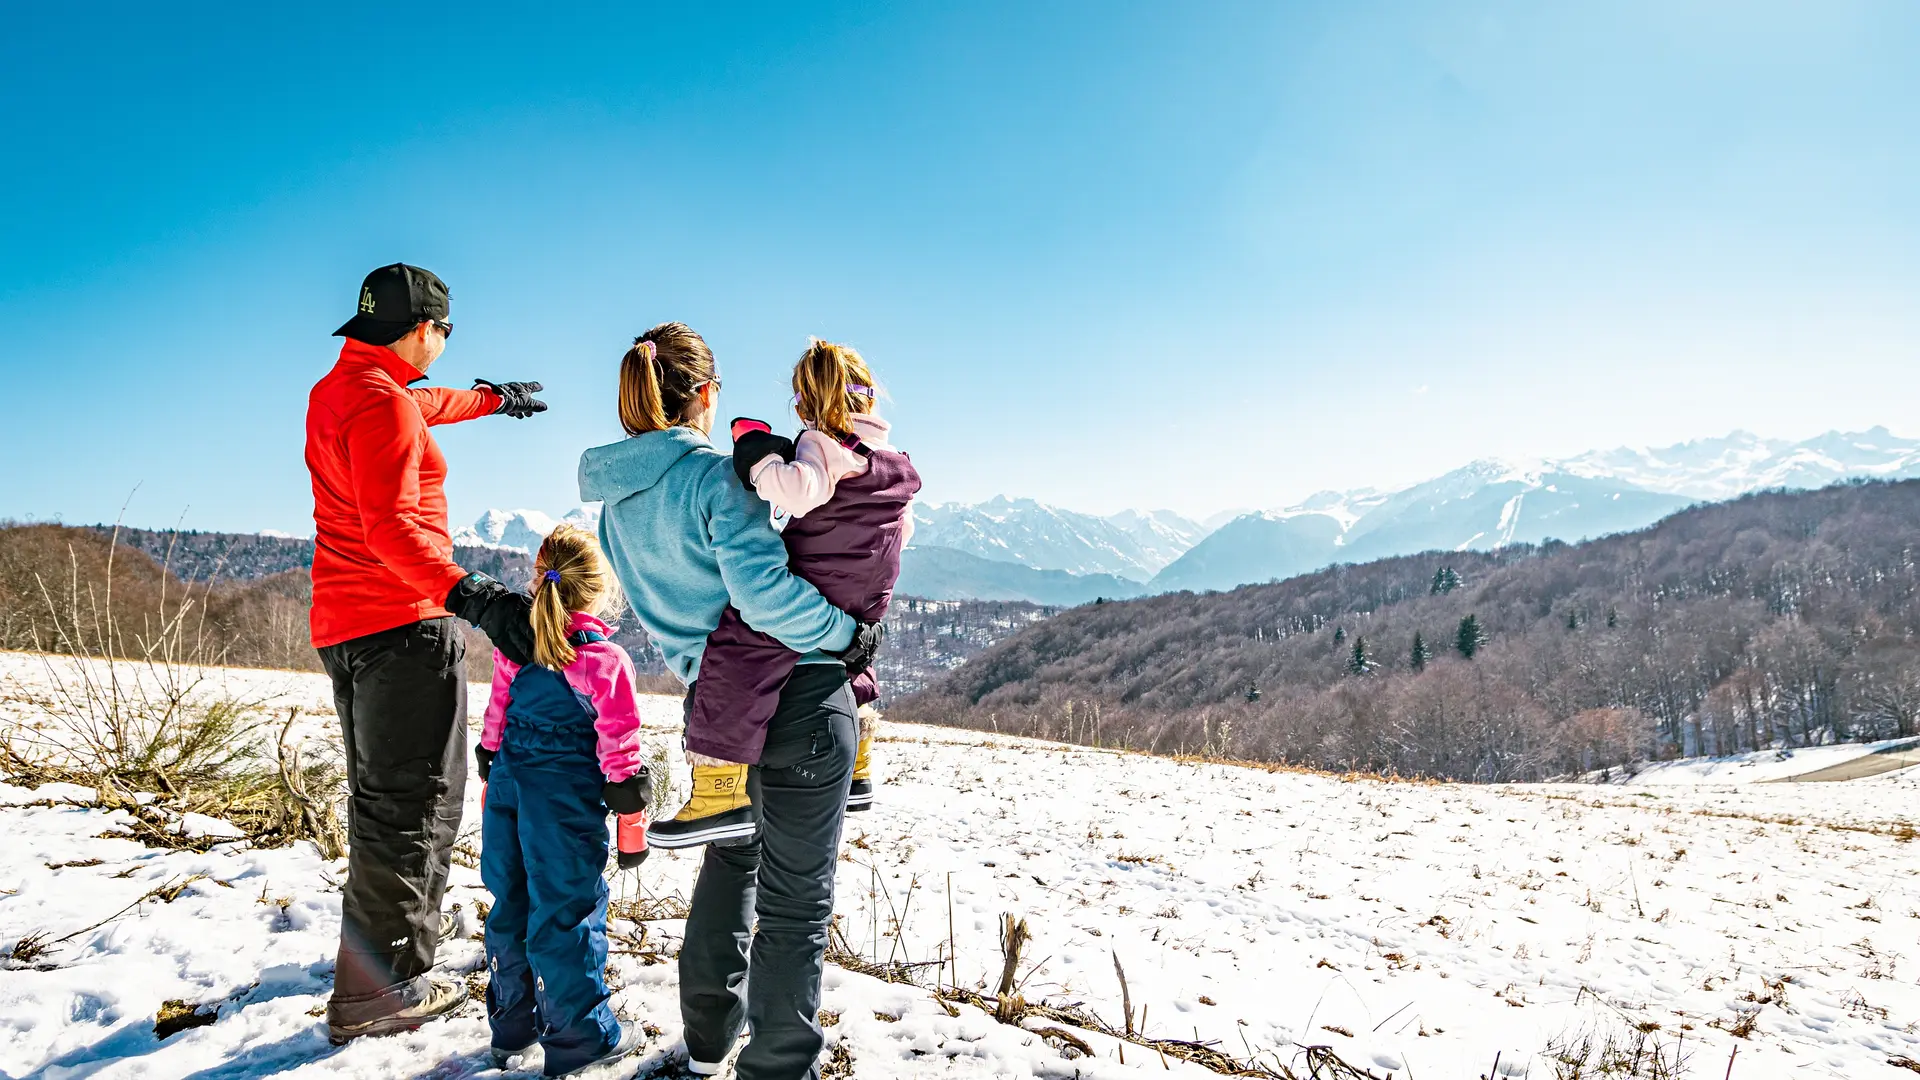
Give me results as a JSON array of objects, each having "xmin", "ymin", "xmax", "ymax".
[{"xmin": 616, "ymin": 812, "xmax": 649, "ymax": 868}]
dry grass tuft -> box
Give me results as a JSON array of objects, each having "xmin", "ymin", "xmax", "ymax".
[
  {"xmin": 1544, "ymin": 1024, "xmax": 1691, "ymax": 1078},
  {"xmin": 819, "ymin": 1040, "xmax": 855, "ymax": 1079},
  {"xmin": 8, "ymin": 931, "xmax": 52, "ymax": 966}
]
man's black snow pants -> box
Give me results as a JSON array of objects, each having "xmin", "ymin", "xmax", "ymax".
[
  {"xmin": 317, "ymin": 616, "xmax": 468, "ymax": 1024},
  {"xmin": 680, "ymin": 663, "xmax": 856, "ymax": 1080}
]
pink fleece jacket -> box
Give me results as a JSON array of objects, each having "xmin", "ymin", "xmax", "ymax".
[
  {"xmin": 748, "ymin": 413, "xmax": 915, "ymax": 543},
  {"xmin": 480, "ymin": 611, "xmax": 647, "ymax": 783}
]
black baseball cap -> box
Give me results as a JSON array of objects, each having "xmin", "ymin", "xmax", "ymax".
[{"xmin": 333, "ymin": 263, "xmax": 451, "ymax": 346}]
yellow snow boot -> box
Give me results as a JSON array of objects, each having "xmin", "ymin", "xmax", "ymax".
[
  {"xmin": 646, "ymin": 761, "xmax": 755, "ymax": 848},
  {"xmin": 847, "ymin": 705, "xmax": 878, "ymax": 813}
]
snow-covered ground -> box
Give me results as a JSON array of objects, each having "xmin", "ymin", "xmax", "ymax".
[
  {"xmin": 4, "ymin": 653, "xmax": 1919, "ymax": 1078},
  {"xmin": 1586, "ymin": 738, "xmax": 1920, "ymax": 785}
]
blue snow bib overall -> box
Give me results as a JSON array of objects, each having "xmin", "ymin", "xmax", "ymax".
[{"xmin": 479, "ymin": 630, "xmax": 620, "ymax": 1073}]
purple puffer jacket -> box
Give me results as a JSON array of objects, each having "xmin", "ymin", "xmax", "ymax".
[{"xmin": 684, "ymin": 438, "xmax": 920, "ymax": 763}]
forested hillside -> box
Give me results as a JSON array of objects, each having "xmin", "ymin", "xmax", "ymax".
[
  {"xmin": 93, "ymin": 526, "xmax": 537, "ymax": 589},
  {"xmin": 3, "ymin": 525, "xmax": 650, "ymax": 678},
  {"xmin": 1, "ymin": 524, "xmax": 322, "ymax": 672},
  {"xmin": 878, "ymin": 596, "xmax": 1056, "ymax": 699},
  {"xmin": 894, "ymin": 480, "xmax": 1920, "ymax": 781},
  {"xmin": 3, "ymin": 524, "xmax": 1041, "ymax": 698}
]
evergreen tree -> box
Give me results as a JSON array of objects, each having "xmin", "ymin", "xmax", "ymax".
[
  {"xmin": 1348, "ymin": 636, "xmax": 1376, "ymax": 676},
  {"xmin": 1409, "ymin": 632, "xmax": 1431, "ymax": 673},
  {"xmin": 1455, "ymin": 614, "xmax": 1486, "ymax": 659},
  {"xmin": 1245, "ymin": 682, "xmax": 1261, "ymax": 703},
  {"xmin": 1565, "ymin": 610, "xmax": 1579, "ymax": 631},
  {"xmin": 1332, "ymin": 626, "xmax": 1346, "ymax": 645},
  {"xmin": 1430, "ymin": 567, "xmax": 1462, "ymax": 595},
  {"xmin": 1606, "ymin": 607, "xmax": 1619, "ymax": 629}
]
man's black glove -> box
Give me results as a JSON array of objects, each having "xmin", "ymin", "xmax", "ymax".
[
  {"xmin": 475, "ymin": 746, "xmax": 495, "ymax": 782},
  {"xmin": 474, "ymin": 380, "xmax": 548, "ymax": 419},
  {"xmin": 834, "ymin": 620, "xmax": 885, "ymax": 678},
  {"xmin": 446, "ymin": 572, "xmax": 536, "ymax": 667},
  {"xmin": 731, "ymin": 425, "xmax": 796, "ymax": 489},
  {"xmin": 603, "ymin": 771, "xmax": 651, "ymax": 816}
]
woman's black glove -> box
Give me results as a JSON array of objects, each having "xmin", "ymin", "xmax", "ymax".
[
  {"xmin": 446, "ymin": 572, "xmax": 537, "ymax": 667},
  {"xmin": 475, "ymin": 746, "xmax": 495, "ymax": 782},
  {"xmin": 731, "ymin": 420, "xmax": 796, "ymax": 488},
  {"xmin": 473, "ymin": 379, "xmax": 548, "ymax": 419},
  {"xmin": 834, "ymin": 620, "xmax": 885, "ymax": 678},
  {"xmin": 603, "ymin": 772, "xmax": 651, "ymax": 816}
]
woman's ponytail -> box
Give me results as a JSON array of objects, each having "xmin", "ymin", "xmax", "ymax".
[
  {"xmin": 528, "ymin": 525, "xmax": 617, "ymax": 669},
  {"xmin": 791, "ymin": 339, "xmax": 877, "ymax": 442},
  {"xmin": 619, "ymin": 339, "xmax": 670, "ymax": 436},
  {"xmin": 619, "ymin": 323, "xmax": 717, "ymax": 436}
]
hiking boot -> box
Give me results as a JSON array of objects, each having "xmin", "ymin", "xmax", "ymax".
[
  {"xmin": 326, "ymin": 978, "xmax": 465, "ymax": 1043},
  {"xmin": 631, "ymin": 1051, "xmax": 718, "ymax": 1079},
  {"xmin": 548, "ymin": 1021, "xmax": 645, "ymax": 1077},
  {"xmin": 647, "ymin": 762, "xmax": 755, "ymax": 849},
  {"xmin": 846, "ymin": 711, "xmax": 876, "ymax": 813},
  {"xmin": 437, "ymin": 911, "xmax": 459, "ymax": 944}
]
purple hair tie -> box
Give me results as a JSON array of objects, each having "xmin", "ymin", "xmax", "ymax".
[{"xmin": 543, "ymin": 569, "xmax": 561, "ymax": 584}]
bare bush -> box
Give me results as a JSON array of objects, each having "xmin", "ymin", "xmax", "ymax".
[{"xmin": 0, "ymin": 523, "xmax": 345, "ymax": 854}]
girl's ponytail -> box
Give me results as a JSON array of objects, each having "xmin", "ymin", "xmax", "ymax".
[
  {"xmin": 531, "ymin": 568, "xmax": 576, "ymax": 670},
  {"xmin": 791, "ymin": 339, "xmax": 877, "ymax": 442},
  {"xmin": 619, "ymin": 323, "xmax": 718, "ymax": 436},
  {"xmin": 528, "ymin": 525, "xmax": 618, "ymax": 669}
]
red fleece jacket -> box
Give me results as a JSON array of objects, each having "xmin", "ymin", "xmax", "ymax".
[{"xmin": 305, "ymin": 339, "xmax": 501, "ymax": 648}]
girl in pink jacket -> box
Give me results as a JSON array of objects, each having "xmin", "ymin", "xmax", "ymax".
[{"xmin": 474, "ymin": 524, "xmax": 651, "ymax": 1075}]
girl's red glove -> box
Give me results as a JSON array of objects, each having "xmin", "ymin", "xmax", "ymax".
[{"xmin": 729, "ymin": 417, "xmax": 795, "ymax": 488}]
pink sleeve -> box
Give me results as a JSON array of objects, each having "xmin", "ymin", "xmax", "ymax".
[
  {"xmin": 566, "ymin": 642, "xmax": 646, "ymax": 783},
  {"xmin": 749, "ymin": 430, "xmax": 866, "ymax": 519},
  {"xmin": 481, "ymin": 650, "xmax": 520, "ymax": 751}
]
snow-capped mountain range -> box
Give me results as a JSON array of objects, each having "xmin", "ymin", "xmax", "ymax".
[
  {"xmin": 908, "ymin": 498, "xmax": 1206, "ymax": 582},
  {"xmin": 452, "ymin": 507, "xmax": 601, "ymax": 553},
  {"xmin": 457, "ymin": 427, "xmax": 1920, "ymax": 602}
]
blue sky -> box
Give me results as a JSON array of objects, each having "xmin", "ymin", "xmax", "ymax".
[{"xmin": 3, "ymin": 2, "xmax": 1917, "ymax": 532}]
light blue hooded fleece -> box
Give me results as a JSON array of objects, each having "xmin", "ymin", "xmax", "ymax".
[{"xmin": 578, "ymin": 426, "xmax": 854, "ymax": 685}]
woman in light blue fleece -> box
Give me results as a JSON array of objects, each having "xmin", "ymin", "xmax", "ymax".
[{"xmin": 577, "ymin": 321, "xmax": 881, "ymax": 1080}]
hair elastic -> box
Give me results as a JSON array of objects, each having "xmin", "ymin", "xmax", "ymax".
[
  {"xmin": 543, "ymin": 569, "xmax": 561, "ymax": 584},
  {"xmin": 632, "ymin": 338, "xmax": 657, "ymax": 362}
]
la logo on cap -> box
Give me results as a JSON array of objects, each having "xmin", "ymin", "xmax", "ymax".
[{"xmin": 360, "ymin": 288, "xmax": 376, "ymax": 315}]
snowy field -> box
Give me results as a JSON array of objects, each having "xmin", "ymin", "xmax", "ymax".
[{"xmin": 3, "ymin": 653, "xmax": 1920, "ymax": 1079}]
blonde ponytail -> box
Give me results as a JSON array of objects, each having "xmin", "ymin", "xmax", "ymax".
[
  {"xmin": 619, "ymin": 340, "xmax": 669, "ymax": 436},
  {"xmin": 791, "ymin": 339, "xmax": 877, "ymax": 442},
  {"xmin": 619, "ymin": 322, "xmax": 718, "ymax": 436},
  {"xmin": 529, "ymin": 524, "xmax": 617, "ymax": 669}
]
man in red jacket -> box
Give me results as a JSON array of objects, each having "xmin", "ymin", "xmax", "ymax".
[{"xmin": 307, "ymin": 263, "xmax": 546, "ymax": 1042}]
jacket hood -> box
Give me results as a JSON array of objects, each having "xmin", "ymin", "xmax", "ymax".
[{"xmin": 578, "ymin": 426, "xmax": 712, "ymax": 504}]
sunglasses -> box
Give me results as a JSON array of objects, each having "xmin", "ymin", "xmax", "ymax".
[
  {"xmin": 430, "ymin": 319, "xmax": 454, "ymax": 339},
  {"xmin": 792, "ymin": 382, "xmax": 874, "ymax": 407}
]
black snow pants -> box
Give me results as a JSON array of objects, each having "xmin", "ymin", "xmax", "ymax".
[
  {"xmin": 317, "ymin": 616, "xmax": 468, "ymax": 1024},
  {"xmin": 680, "ymin": 663, "xmax": 857, "ymax": 1080}
]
